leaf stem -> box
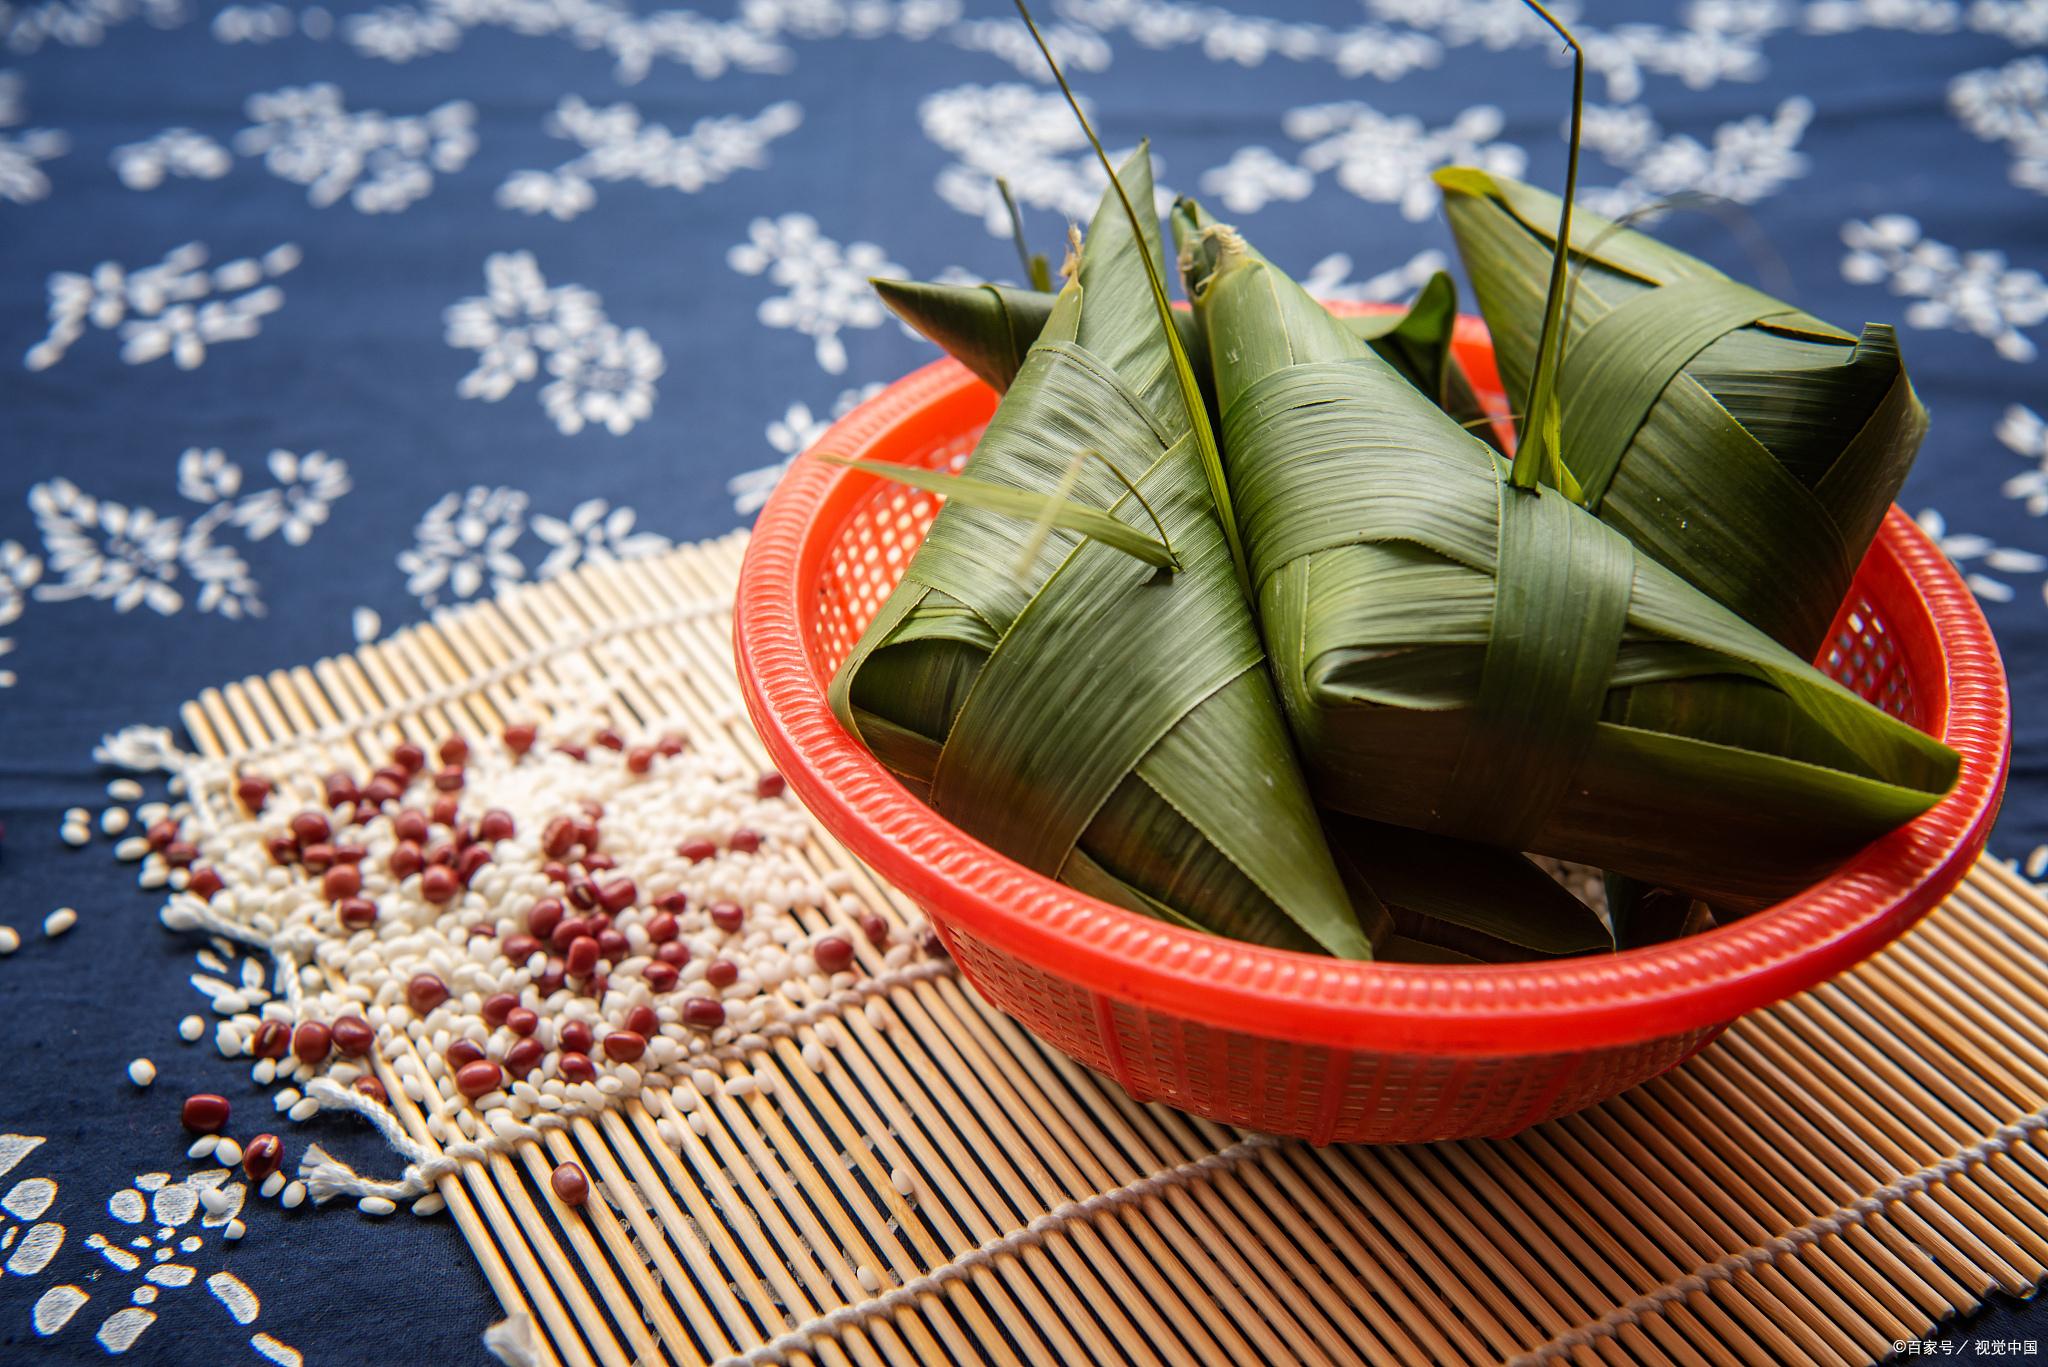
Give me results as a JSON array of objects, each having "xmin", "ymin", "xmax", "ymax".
[
  {"xmin": 1090, "ymin": 446, "xmax": 1175, "ymax": 560},
  {"xmin": 997, "ymin": 177, "xmax": 1052, "ymax": 291},
  {"xmin": 1512, "ymin": 0, "xmax": 1583, "ymax": 495},
  {"xmin": 1013, "ymin": 0, "xmax": 1251, "ymax": 596}
]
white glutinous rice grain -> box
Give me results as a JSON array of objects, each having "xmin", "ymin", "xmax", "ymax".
[
  {"xmin": 214, "ymin": 1137, "xmax": 243, "ymax": 1168},
  {"xmin": 199, "ymin": 1186, "xmax": 233, "ymax": 1216},
  {"xmin": 188, "ymin": 1135, "xmax": 219, "ymax": 1160},
  {"xmin": 358, "ymin": 1196, "xmax": 396, "ymax": 1217},
  {"xmin": 260, "ymin": 1172, "xmax": 285, "ymax": 1199},
  {"xmin": 60, "ymin": 823, "xmax": 89, "ymax": 848},
  {"xmin": 0, "ymin": 927, "xmax": 18, "ymax": 956},
  {"xmin": 889, "ymin": 1167, "xmax": 914, "ymax": 1196},
  {"xmin": 115, "ymin": 835, "xmax": 149, "ymax": 861},
  {"xmin": 288, "ymin": 1098, "xmax": 319, "ymax": 1123},
  {"xmin": 180, "ymin": 1014, "xmax": 205, "ymax": 1042},
  {"xmin": 857, "ymin": 1264, "xmax": 880, "ymax": 1294},
  {"xmin": 2029, "ymin": 845, "xmax": 2048, "ymax": 880},
  {"xmin": 127, "ymin": 1059, "xmax": 156, "ymax": 1087},
  {"xmin": 223, "ymin": 1219, "xmax": 247, "ymax": 1241},
  {"xmin": 63, "ymin": 806, "xmax": 88, "ymax": 825},
  {"xmin": 100, "ymin": 807, "xmax": 130, "ymax": 836},
  {"xmin": 282, "ymin": 1181, "xmax": 307, "ymax": 1210},
  {"xmin": 412, "ymin": 1193, "xmax": 446, "ymax": 1217},
  {"xmin": 107, "ymin": 779, "xmax": 144, "ymax": 801},
  {"xmin": 43, "ymin": 908, "xmax": 76, "ymax": 937}
]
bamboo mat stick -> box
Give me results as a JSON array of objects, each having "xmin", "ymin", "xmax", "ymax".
[{"xmin": 157, "ymin": 534, "xmax": 2048, "ymax": 1367}]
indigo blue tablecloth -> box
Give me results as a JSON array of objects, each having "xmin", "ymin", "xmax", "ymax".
[{"xmin": 2, "ymin": 1, "xmax": 2045, "ymax": 1361}]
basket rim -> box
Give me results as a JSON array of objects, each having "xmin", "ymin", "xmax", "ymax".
[{"xmin": 733, "ymin": 328, "xmax": 2012, "ymax": 1057}]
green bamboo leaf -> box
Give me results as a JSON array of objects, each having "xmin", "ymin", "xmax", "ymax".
[
  {"xmin": 1192, "ymin": 221, "xmax": 1957, "ymax": 912},
  {"xmin": 1509, "ymin": 0, "xmax": 1585, "ymax": 495},
  {"xmin": 1436, "ymin": 165, "xmax": 1925, "ymax": 657},
  {"xmin": 876, "ymin": 252, "xmax": 1500, "ymax": 446},
  {"xmin": 817, "ymin": 454, "xmax": 1181, "ymax": 570},
  {"xmin": 830, "ymin": 158, "xmax": 1373, "ymax": 958},
  {"xmin": 1326, "ymin": 814, "xmax": 1610, "ymax": 958},
  {"xmin": 1010, "ymin": 0, "xmax": 1249, "ymax": 595}
]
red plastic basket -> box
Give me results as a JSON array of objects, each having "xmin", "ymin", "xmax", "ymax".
[{"xmin": 734, "ymin": 311, "xmax": 2012, "ymax": 1145}]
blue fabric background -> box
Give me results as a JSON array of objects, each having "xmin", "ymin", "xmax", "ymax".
[{"xmin": 1, "ymin": 1, "xmax": 2044, "ymax": 1360}]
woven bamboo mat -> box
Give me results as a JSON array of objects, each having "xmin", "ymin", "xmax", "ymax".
[{"xmin": 171, "ymin": 531, "xmax": 2048, "ymax": 1367}]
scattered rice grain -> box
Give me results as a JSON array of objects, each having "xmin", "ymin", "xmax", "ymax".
[
  {"xmin": 358, "ymin": 1196, "xmax": 396, "ymax": 1216},
  {"xmin": 100, "ymin": 807, "xmax": 130, "ymax": 836},
  {"xmin": 44, "ymin": 908, "xmax": 76, "ymax": 937},
  {"xmin": 282, "ymin": 1181, "xmax": 307, "ymax": 1209},
  {"xmin": 127, "ymin": 1059, "xmax": 156, "ymax": 1087}
]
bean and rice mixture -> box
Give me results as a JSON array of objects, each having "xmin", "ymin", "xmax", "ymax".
[{"xmin": 45, "ymin": 719, "xmax": 937, "ymax": 1230}]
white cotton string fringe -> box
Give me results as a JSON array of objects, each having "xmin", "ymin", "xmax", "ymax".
[
  {"xmin": 481, "ymin": 1312, "xmax": 543, "ymax": 1367},
  {"xmin": 297, "ymin": 959, "xmax": 959, "ymax": 1203},
  {"xmin": 710, "ymin": 1132, "xmax": 1282, "ymax": 1367},
  {"xmin": 1508, "ymin": 1105, "xmax": 2048, "ymax": 1365}
]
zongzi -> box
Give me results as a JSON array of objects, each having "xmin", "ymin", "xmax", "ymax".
[
  {"xmin": 1189, "ymin": 221, "xmax": 1957, "ymax": 912},
  {"xmin": 1436, "ymin": 169, "xmax": 1926, "ymax": 658}
]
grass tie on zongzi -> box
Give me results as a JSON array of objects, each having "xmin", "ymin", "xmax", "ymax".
[
  {"xmin": 1436, "ymin": 169, "xmax": 1927, "ymax": 658},
  {"xmin": 1190, "ymin": 223, "xmax": 1958, "ymax": 912}
]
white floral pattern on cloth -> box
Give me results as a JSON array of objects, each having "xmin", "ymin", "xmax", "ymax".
[
  {"xmin": 1952, "ymin": 56, "xmax": 2048, "ymax": 197},
  {"xmin": 533, "ymin": 498, "xmax": 671, "ymax": 578},
  {"xmin": 212, "ymin": 1, "xmax": 332, "ymax": 44},
  {"xmin": 398, "ymin": 485, "xmax": 530, "ymax": 606},
  {"xmin": 728, "ymin": 382, "xmax": 885, "ymax": 515},
  {"xmin": 2000, "ymin": 404, "xmax": 2048, "ymax": 516},
  {"xmin": 946, "ymin": 16, "xmax": 1109, "ymax": 79},
  {"xmin": 0, "ymin": 540, "xmax": 42, "ymax": 688},
  {"xmin": 1198, "ymin": 146, "xmax": 1314, "ymax": 215},
  {"xmin": 1, "ymin": 1136, "xmax": 64, "ymax": 1280},
  {"xmin": 232, "ymin": 83, "xmax": 476, "ymax": 213},
  {"xmin": 1802, "ymin": 0, "xmax": 2048, "ymax": 42},
  {"xmin": 1841, "ymin": 215, "xmax": 2048, "ymax": 363},
  {"xmin": 1057, "ymin": 0, "xmax": 1440, "ymax": 81},
  {"xmin": 23, "ymin": 450, "xmax": 347, "ymax": 630},
  {"xmin": 498, "ymin": 97, "xmax": 800, "ymax": 222},
  {"xmin": 728, "ymin": 214, "xmax": 903, "ymax": 375},
  {"xmin": 396, "ymin": 485, "xmax": 670, "ymax": 606},
  {"xmin": 1285, "ymin": 101, "xmax": 1524, "ymax": 221},
  {"xmin": 920, "ymin": 82, "xmax": 1168, "ymax": 235},
  {"xmin": 1, "ymin": 1135, "xmax": 300, "ymax": 1361},
  {"xmin": 23, "ymin": 241, "xmax": 300, "ymax": 373},
  {"xmin": 445, "ymin": 250, "xmax": 665, "ymax": 435},
  {"xmin": 1298, "ymin": 247, "xmax": 1452, "ymax": 304},
  {"xmin": 1917, "ymin": 507, "xmax": 2048, "ymax": 603},
  {"xmin": 1576, "ymin": 96, "xmax": 1812, "ymax": 219},
  {"xmin": 0, "ymin": 0, "xmax": 184, "ymax": 53},
  {"xmin": 340, "ymin": 0, "xmax": 825, "ymax": 83},
  {"xmin": 110, "ymin": 128, "xmax": 231, "ymax": 189},
  {"xmin": 0, "ymin": 70, "xmax": 68, "ymax": 204}
]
